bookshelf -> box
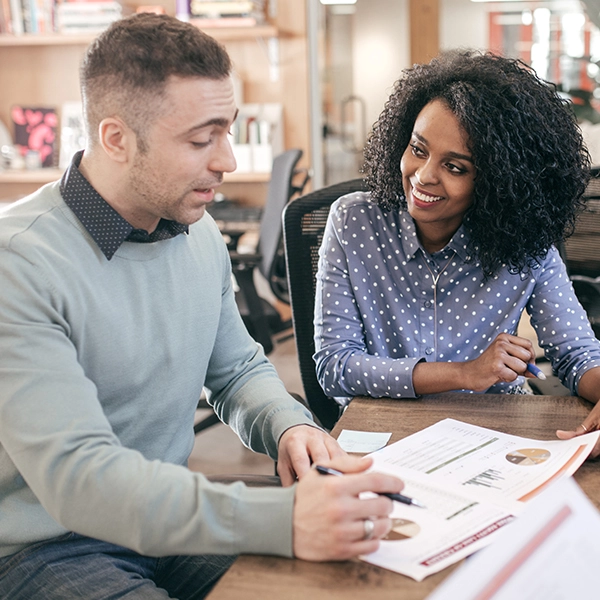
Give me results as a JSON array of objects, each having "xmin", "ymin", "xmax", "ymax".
[
  {"xmin": 0, "ymin": 24, "xmax": 282, "ymax": 46},
  {"xmin": 0, "ymin": 0, "xmax": 310, "ymax": 205}
]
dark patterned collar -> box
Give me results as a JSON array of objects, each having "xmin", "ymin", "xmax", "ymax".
[{"xmin": 60, "ymin": 151, "xmax": 188, "ymax": 260}]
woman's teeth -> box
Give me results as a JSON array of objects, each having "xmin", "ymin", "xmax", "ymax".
[{"xmin": 413, "ymin": 188, "xmax": 443, "ymax": 203}]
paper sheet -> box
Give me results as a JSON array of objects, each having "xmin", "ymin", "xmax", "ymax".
[
  {"xmin": 426, "ymin": 477, "xmax": 600, "ymax": 600},
  {"xmin": 336, "ymin": 429, "xmax": 392, "ymax": 453},
  {"xmin": 359, "ymin": 419, "xmax": 599, "ymax": 581}
]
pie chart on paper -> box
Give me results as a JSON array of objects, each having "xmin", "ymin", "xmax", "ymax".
[
  {"xmin": 505, "ymin": 448, "xmax": 551, "ymax": 466},
  {"xmin": 383, "ymin": 518, "xmax": 421, "ymax": 541}
]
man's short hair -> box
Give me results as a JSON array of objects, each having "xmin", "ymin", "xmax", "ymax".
[{"xmin": 81, "ymin": 13, "xmax": 232, "ymax": 149}]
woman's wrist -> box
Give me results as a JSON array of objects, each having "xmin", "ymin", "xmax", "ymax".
[{"xmin": 413, "ymin": 360, "xmax": 467, "ymax": 395}]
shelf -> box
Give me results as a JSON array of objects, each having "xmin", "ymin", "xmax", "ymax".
[
  {"xmin": 224, "ymin": 171, "xmax": 270, "ymax": 183},
  {"xmin": 0, "ymin": 25, "xmax": 280, "ymax": 47},
  {"xmin": 0, "ymin": 33, "xmax": 95, "ymax": 46},
  {"xmin": 0, "ymin": 169, "xmax": 270, "ymax": 185},
  {"xmin": 192, "ymin": 24, "xmax": 279, "ymax": 41},
  {"xmin": 0, "ymin": 0, "xmax": 309, "ymax": 206},
  {"xmin": 0, "ymin": 168, "xmax": 63, "ymax": 183}
]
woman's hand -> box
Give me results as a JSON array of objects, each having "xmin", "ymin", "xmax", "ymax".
[
  {"xmin": 556, "ymin": 367, "xmax": 600, "ymax": 459},
  {"xmin": 413, "ymin": 333, "xmax": 537, "ymax": 395},
  {"xmin": 459, "ymin": 333, "xmax": 537, "ymax": 391}
]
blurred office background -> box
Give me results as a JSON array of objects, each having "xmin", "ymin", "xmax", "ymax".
[{"xmin": 316, "ymin": 0, "xmax": 600, "ymax": 187}]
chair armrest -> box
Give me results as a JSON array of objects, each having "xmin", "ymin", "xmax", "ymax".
[
  {"xmin": 571, "ymin": 274, "xmax": 600, "ymax": 288},
  {"xmin": 206, "ymin": 474, "xmax": 281, "ymax": 487},
  {"xmin": 221, "ymin": 230, "xmax": 246, "ymax": 251},
  {"xmin": 229, "ymin": 252, "xmax": 263, "ymax": 269},
  {"xmin": 571, "ymin": 276, "xmax": 600, "ymax": 336}
]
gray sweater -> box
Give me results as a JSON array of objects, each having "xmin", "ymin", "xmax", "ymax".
[{"xmin": 0, "ymin": 181, "xmax": 314, "ymax": 558}]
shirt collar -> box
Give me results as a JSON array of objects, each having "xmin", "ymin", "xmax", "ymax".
[
  {"xmin": 399, "ymin": 211, "xmax": 474, "ymax": 263},
  {"xmin": 60, "ymin": 150, "xmax": 188, "ymax": 260}
]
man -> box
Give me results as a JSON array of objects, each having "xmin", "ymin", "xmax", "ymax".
[{"xmin": 0, "ymin": 13, "xmax": 402, "ymax": 600}]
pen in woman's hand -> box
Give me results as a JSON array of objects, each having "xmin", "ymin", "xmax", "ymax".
[
  {"xmin": 526, "ymin": 362, "xmax": 547, "ymax": 380},
  {"xmin": 315, "ymin": 465, "xmax": 427, "ymax": 508}
]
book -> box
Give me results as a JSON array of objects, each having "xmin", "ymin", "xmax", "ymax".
[
  {"xmin": 26, "ymin": 0, "xmax": 37, "ymax": 33},
  {"xmin": 11, "ymin": 105, "xmax": 58, "ymax": 168},
  {"xmin": 56, "ymin": 0, "xmax": 121, "ymax": 33},
  {"xmin": 0, "ymin": 0, "xmax": 13, "ymax": 33},
  {"xmin": 56, "ymin": 0, "xmax": 121, "ymax": 13},
  {"xmin": 190, "ymin": 1, "xmax": 256, "ymax": 15},
  {"xmin": 58, "ymin": 101, "xmax": 86, "ymax": 169},
  {"xmin": 8, "ymin": 0, "xmax": 23, "ymax": 34},
  {"xmin": 20, "ymin": 0, "xmax": 32, "ymax": 32},
  {"xmin": 189, "ymin": 15, "xmax": 256, "ymax": 28},
  {"xmin": 37, "ymin": 0, "xmax": 54, "ymax": 32}
]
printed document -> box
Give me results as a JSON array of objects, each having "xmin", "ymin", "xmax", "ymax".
[
  {"xmin": 426, "ymin": 476, "xmax": 600, "ymax": 600},
  {"xmin": 360, "ymin": 419, "xmax": 599, "ymax": 581}
]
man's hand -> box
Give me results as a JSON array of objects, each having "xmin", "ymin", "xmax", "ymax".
[
  {"xmin": 292, "ymin": 455, "xmax": 403, "ymax": 561},
  {"xmin": 277, "ymin": 425, "xmax": 346, "ymax": 486}
]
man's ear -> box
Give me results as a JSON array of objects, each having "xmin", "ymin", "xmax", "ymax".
[{"xmin": 98, "ymin": 117, "xmax": 136, "ymax": 164}]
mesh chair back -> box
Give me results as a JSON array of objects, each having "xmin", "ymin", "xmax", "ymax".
[
  {"xmin": 560, "ymin": 167, "xmax": 600, "ymax": 338},
  {"xmin": 283, "ymin": 178, "xmax": 368, "ymax": 430},
  {"xmin": 257, "ymin": 149, "xmax": 303, "ymax": 302},
  {"xmin": 563, "ymin": 167, "xmax": 600, "ymax": 277}
]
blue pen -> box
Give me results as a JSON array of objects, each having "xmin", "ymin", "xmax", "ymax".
[
  {"xmin": 526, "ymin": 363, "xmax": 547, "ymax": 380},
  {"xmin": 315, "ymin": 465, "xmax": 427, "ymax": 508}
]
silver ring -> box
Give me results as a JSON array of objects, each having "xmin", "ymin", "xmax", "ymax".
[
  {"xmin": 581, "ymin": 423, "xmax": 589, "ymax": 432},
  {"xmin": 362, "ymin": 518, "xmax": 375, "ymax": 541}
]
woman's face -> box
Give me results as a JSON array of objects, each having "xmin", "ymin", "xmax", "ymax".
[{"xmin": 400, "ymin": 99, "xmax": 476, "ymax": 252}]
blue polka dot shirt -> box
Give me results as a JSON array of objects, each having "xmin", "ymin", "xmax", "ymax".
[{"xmin": 314, "ymin": 191, "xmax": 600, "ymax": 403}]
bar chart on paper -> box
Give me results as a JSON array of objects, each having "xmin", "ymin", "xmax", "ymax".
[{"xmin": 464, "ymin": 469, "xmax": 505, "ymax": 489}]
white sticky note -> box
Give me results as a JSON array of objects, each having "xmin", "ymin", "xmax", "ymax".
[{"xmin": 337, "ymin": 429, "xmax": 392, "ymax": 453}]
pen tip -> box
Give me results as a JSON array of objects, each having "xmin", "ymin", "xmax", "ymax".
[
  {"xmin": 412, "ymin": 500, "xmax": 427, "ymax": 509},
  {"xmin": 537, "ymin": 372, "xmax": 547, "ymax": 380}
]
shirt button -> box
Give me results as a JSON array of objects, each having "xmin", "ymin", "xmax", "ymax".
[
  {"xmin": 425, "ymin": 347, "xmax": 434, "ymax": 355},
  {"xmin": 424, "ymin": 301, "xmax": 432, "ymax": 308}
]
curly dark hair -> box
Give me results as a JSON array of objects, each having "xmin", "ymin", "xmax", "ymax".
[{"xmin": 363, "ymin": 49, "xmax": 591, "ymax": 277}]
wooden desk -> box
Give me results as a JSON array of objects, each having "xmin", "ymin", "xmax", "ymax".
[{"xmin": 207, "ymin": 393, "xmax": 599, "ymax": 600}]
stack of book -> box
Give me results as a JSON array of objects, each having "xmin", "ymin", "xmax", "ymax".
[
  {"xmin": 0, "ymin": 0, "xmax": 122, "ymax": 35},
  {"xmin": 55, "ymin": 1, "xmax": 121, "ymax": 34},
  {"xmin": 229, "ymin": 103, "xmax": 283, "ymax": 173},
  {"xmin": 189, "ymin": 0, "xmax": 264, "ymax": 28},
  {"xmin": 1, "ymin": 0, "xmax": 55, "ymax": 34}
]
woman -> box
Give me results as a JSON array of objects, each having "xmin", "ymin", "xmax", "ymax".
[{"xmin": 313, "ymin": 50, "xmax": 600, "ymax": 447}]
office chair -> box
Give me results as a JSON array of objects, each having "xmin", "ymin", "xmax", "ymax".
[
  {"xmin": 529, "ymin": 169, "xmax": 600, "ymax": 395},
  {"xmin": 229, "ymin": 148, "xmax": 309, "ymax": 355},
  {"xmin": 283, "ymin": 178, "xmax": 369, "ymax": 430},
  {"xmin": 194, "ymin": 150, "xmax": 308, "ymax": 436},
  {"xmin": 561, "ymin": 168, "xmax": 600, "ymax": 337}
]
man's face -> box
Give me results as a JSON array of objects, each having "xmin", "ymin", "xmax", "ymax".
[{"xmin": 125, "ymin": 76, "xmax": 237, "ymax": 232}]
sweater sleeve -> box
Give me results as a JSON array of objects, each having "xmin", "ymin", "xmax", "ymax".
[
  {"xmin": 0, "ymin": 245, "xmax": 305, "ymax": 559},
  {"xmin": 202, "ymin": 241, "xmax": 317, "ymax": 457}
]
